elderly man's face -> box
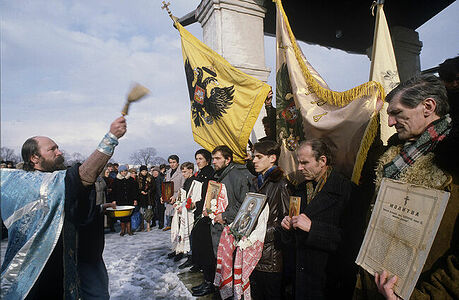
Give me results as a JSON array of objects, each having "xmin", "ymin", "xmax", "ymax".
[
  {"xmin": 387, "ymin": 94, "xmax": 430, "ymax": 141},
  {"xmin": 297, "ymin": 145, "xmax": 326, "ymax": 182},
  {"xmin": 33, "ymin": 137, "xmax": 65, "ymax": 172}
]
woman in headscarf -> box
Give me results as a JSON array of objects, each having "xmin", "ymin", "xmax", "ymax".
[{"xmin": 137, "ymin": 165, "xmax": 155, "ymax": 231}]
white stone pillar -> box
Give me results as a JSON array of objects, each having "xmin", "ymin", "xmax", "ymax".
[
  {"xmin": 367, "ymin": 26, "xmax": 423, "ymax": 83},
  {"xmin": 196, "ymin": 0, "xmax": 271, "ymax": 81},
  {"xmin": 391, "ymin": 26, "xmax": 423, "ymax": 82},
  {"xmin": 195, "ymin": 0, "xmax": 271, "ymax": 142}
]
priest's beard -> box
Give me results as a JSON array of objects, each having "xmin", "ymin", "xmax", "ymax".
[{"xmin": 40, "ymin": 155, "xmax": 66, "ymax": 172}]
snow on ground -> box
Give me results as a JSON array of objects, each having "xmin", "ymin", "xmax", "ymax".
[
  {"xmin": 104, "ymin": 227, "xmax": 194, "ymax": 300},
  {"xmin": 1, "ymin": 227, "xmax": 195, "ymax": 300}
]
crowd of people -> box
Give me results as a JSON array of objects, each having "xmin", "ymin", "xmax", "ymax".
[{"xmin": 1, "ymin": 56, "xmax": 458, "ymax": 300}]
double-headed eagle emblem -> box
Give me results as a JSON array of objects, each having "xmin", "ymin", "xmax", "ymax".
[{"xmin": 184, "ymin": 59, "xmax": 234, "ymax": 127}]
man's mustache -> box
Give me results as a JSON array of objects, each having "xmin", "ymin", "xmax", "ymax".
[{"xmin": 56, "ymin": 155, "xmax": 65, "ymax": 165}]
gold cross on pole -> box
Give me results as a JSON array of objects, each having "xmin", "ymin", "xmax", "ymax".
[
  {"xmin": 161, "ymin": 1, "xmax": 170, "ymax": 12},
  {"xmin": 161, "ymin": 1, "xmax": 177, "ymax": 21}
]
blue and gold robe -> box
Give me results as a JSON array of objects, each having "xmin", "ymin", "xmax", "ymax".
[{"xmin": 1, "ymin": 165, "xmax": 95, "ymax": 300}]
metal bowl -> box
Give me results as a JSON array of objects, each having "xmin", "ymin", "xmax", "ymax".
[{"xmin": 106, "ymin": 205, "xmax": 135, "ymax": 218}]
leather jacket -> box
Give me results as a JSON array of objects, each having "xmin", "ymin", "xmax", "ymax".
[{"xmin": 250, "ymin": 166, "xmax": 290, "ymax": 272}]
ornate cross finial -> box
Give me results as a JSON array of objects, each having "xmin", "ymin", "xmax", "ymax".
[
  {"xmin": 404, "ymin": 196, "xmax": 410, "ymax": 206},
  {"xmin": 161, "ymin": 1, "xmax": 178, "ymax": 22},
  {"xmin": 161, "ymin": 1, "xmax": 170, "ymax": 12}
]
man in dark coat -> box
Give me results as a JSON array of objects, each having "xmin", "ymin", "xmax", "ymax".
[
  {"xmin": 281, "ymin": 138, "xmax": 355, "ymax": 300},
  {"xmin": 249, "ymin": 140, "xmax": 290, "ymax": 300},
  {"xmin": 184, "ymin": 149, "xmax": 214, "ymax": 271},
  {"xmin": 189, "ymin": 150, "xmax": 216, "ymax": 286},
  {"xmin": 191, "ymin": 145, "xmax": 253, "ymax": 297},
  {"xmin": 151, "ymin": 166, "xmax": 165, "ymax": 229}
]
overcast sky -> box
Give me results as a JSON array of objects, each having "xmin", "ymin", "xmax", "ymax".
[{"xmin": 1, "ymin": 1, "xmax": 458, "ymax": 164}]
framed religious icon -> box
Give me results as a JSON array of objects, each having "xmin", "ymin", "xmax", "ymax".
[
  {"xmin": 289, "ymin": 196, "xmax": 301, "ymax": 217},
  {"xmin": 204, "ymin": 180, "xmax": 223, "ymax": 212},
  {"xmin": 231, "ymin": 192, "xmax": 267, "ymax": 239},
  {"xmin": 161, "ymin": 181, "xmax": 174, "ymax": 203}
]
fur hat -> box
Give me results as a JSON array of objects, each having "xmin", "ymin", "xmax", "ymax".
[{"xmin": 140, "ymin": 165, "xmax": 148, "ymax": 172}]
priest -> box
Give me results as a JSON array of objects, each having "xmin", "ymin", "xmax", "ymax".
[{"xmin": 1, "ymin": 116, "xmax": 127, "ymax": 300}]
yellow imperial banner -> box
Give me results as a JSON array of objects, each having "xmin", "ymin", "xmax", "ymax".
[
  {"xmin": 176, "ymin": 22, "xmax": 271, "ymax": 164},
  {"xmin": 274, "ymin": 0, "xmax": 385, "ymax": 184}
]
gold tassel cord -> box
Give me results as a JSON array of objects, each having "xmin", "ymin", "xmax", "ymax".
[
  {"xmin": 351, "ymin": 114, "xmax": 379, "ymax": 184},
  {"xmin": 274, "ymin": 0, "xmax": 382, "ymax": 184},
  {"xmin": 275, "ymin": 0, "xmax": 385, "ymax": 107}
]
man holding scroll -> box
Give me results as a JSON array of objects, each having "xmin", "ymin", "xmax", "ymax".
[{"xmin": 355, "ymin": 74, "xmax": 459, "ymax": 300}]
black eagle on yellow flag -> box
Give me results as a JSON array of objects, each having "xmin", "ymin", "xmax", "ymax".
[{"xmin": 176, "ymin": 22, "xmax": 271, "ymax": 164}]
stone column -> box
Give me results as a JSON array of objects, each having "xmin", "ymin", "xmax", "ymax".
[
  {"xmin": 391, "ymin": 26, "xmax": 423, "ymax": 82},
  {"xmin": 367, "ymin": 26, "xmax": 423, "ymax": 82},
  {"xmin": 195, "ymin": 0, "xmax": 271, "ymax": 141},
  {"xmin": 195, "ymin": 0, "xmax": 271, "ymax": 81}
]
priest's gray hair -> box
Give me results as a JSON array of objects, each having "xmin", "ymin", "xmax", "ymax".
[
  {"xmin": 386, "ymin": 74, "xmax": 450, "ymax": 117},
  {"xmin": 21, "ymin": 137, "xmax": 39, "ymax": 171}
]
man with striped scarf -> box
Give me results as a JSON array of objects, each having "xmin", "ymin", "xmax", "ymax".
[{"xmin": 355, "ymin": 74, "xmax": 458, "ymax": 300}]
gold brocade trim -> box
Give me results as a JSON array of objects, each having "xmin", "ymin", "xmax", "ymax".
[
  {"xmin": 274, "ymin": 0, "xmax": 381, "ymax": 184},
  {"xmin": 351, "ymin": 114, "xmax": 379, "ymax": 184},
  {"xmin": 274, "ymin": 0, "xmax": 385, "ymax": 107}
]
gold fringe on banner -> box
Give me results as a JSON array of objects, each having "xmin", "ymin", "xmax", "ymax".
[
  {"xmin": 275, "ymin": 0, "xmax": 385, "ymax": 107},
  {"xmin": 352, "ymin": 115, "xmax": 379, "ymax": 184},
  {"xmin": 274, "ymin": 0, "xmax": 384, "ymax": 184}
]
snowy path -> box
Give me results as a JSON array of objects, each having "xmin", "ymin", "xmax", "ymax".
[
  {"xmin": 104, "ymin": 228, "xmax": 195, "ymax": 299},
  {"xmin": 1, "ymin": 228, "xmax": 196, "ymax": 300}
]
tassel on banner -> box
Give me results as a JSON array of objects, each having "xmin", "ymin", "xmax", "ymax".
[{"xmin": 275, "ymin": 0, "xmax": 385, "ymax": 107}]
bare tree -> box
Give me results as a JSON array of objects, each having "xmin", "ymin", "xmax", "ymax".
[
  {"xmin": 61, "ymin": 150, "xmax": 87, "ymax": 166},
  {"xmin": 130, "ymin": 147, "xmax": 166, "ymax": 166},
  {"xmin": 0, "ymin": 147, "xmax": 20, "ymax": 164},
  {"xmin": 151, "ymin": 156, "xmax": 167, "ymax": 166}
]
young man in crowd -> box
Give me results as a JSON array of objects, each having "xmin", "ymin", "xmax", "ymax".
[
  {"xmin": 249, "ymin": 140, "xmax": 290, "ymax": 300},
  {"xmin": 163, "ymin": 155, "xmax": 185, "ymax": 232},
  {"xmin": 172, "ymin": 162, "xmax": 196, "ymax": 265},
  {"xmin": 191, "ymin": 145, "xmax": 253, "ymax": 297}
]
